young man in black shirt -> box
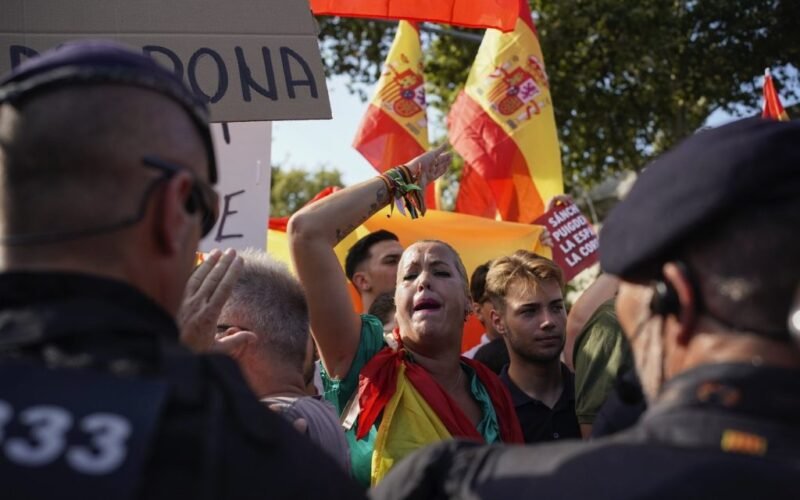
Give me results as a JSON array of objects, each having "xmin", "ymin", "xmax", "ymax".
[{"xmin": 486, "ymin": 251, "xmax": 581, "ymax": 443}]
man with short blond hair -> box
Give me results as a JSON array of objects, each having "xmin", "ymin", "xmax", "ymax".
[{"xmin": 485, "ymin": 250, "xmax": 580, "ymax": 443}]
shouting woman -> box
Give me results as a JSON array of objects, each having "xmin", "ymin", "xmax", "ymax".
[{"xmin": 288, "ymin": 146, "xmax": 522, "ymax": 486}]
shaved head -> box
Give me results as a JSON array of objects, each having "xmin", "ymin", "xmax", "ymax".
[{"xmin": 0, "ymin": 84, "xmax": 208, "ymax": 260}]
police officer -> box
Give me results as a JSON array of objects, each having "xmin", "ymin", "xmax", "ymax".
[
  {"xmin": 0, "ymin": 41, "xmax": 364, "ymax": 499},
  {"xmin": 372, "ymin": 117, "xmax": 800, "ymax": 499}
]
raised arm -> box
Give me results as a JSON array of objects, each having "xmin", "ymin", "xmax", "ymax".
[{"xmin": 288, "ymin": 145, "xmax": 451, "ymax": 379}]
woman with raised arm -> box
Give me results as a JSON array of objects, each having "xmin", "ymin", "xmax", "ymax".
[{"xmin": 288, "ymin": 146, "xmax": 523, "ymax": 486}]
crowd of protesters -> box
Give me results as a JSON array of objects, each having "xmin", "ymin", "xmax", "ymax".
[{"xmin": 0, "ymin": 40, "xmax": 798, "ymax": 499}]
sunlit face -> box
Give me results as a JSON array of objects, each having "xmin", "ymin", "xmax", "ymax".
[
  {"xmin": 496, "ymin": 279, "xmax": 566, "ymax": 363},
  {"xmin": 363, "ymin": 239, "xmax": 404, "ymax": 296},
  {"xmin": 394, "ymin": 242, "xmax": 470, "ymax": 355}
]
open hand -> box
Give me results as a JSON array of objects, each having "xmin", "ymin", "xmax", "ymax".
[{"xmin": 179, "ymin": 248, "xmax": 249, "ymax": 354}]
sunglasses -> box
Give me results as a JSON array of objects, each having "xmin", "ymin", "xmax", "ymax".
[{"xmin": 142, "ymin": 156, "xmax": 220, "ymax": 237}]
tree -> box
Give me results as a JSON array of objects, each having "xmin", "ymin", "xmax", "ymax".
[
  {"xmin": 270, "ymin": 166, "xmax": 344, "ymax": 217},
  {"xmin": 318, "ymin": 1, "xmax": 800, "ymax": 194}
]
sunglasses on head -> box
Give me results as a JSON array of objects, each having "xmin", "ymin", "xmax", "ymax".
[{"xmin": 142, "ymin": 156, "xmax": 220, "ymax": 237}]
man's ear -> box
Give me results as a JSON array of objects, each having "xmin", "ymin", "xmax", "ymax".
[
  {"xmin": 215, "ymin": 326, "xmax": 257, "ymax": 360},
  {"xmin": 662, "ymin": 262, "xmax": 698, "ymax": 346},
  {"xmin": 490, "ymin": 308, "xmax": 506, "ymax": 337},
  {"xmin": 352, "ymin": 271, "xmax": 371, "ymax": 293},
  {"xmin": 155, "ymin": 172, "xmax": 195, "ymax": 256}
]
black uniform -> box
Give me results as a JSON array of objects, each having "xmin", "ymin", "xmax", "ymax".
[
  {"xmin": 0, "ymin": 272, "xmax": 365, "ymax": 500},
  {"xmin": 372, "ymin": 362, "xmax": 800, "ymax": 500}
]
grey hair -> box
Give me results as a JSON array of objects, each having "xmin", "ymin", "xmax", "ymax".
[{"xmin": 221, "ymin": 248, "xmax": 309, "ymax": 371}]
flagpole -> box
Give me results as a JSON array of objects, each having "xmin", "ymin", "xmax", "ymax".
[
  {"xmin": 366, "ymin": 19, "xmax": 483, "ymax": 44},
  {"xmin": 419, "ymin": 23, "xmax": 483, "ymax": 43}
]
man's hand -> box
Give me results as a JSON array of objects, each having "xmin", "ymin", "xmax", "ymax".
[
  {"xmin": 179, "ymin": 248, "xmax": 253, "ymax": 356},
  {"xmin": 406, "ymin": 143, "xmax": 452, "ymax": 191}
]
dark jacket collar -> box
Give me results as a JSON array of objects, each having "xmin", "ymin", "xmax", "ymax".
[{"xmin": 648, "ymin": 362, "xmax": 800, "ymax": 425}]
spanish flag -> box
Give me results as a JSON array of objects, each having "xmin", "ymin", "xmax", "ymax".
[
  {"xmin": 353, "ymin": 21, "xmax": 440, "ymax": 208},
  {"xmin": 309, "ymin": 0, "xmax": 520, "ymax": 32},
  {"xmin": 762, "ymin": 69, "xmax": 789, "ymax": 121},
  {"xmin": 450, "ymin": 0, "xmax": 563, "ymax": 223},
  {"xmin": 355, "ymin": 332, "xmax": 524, "ymax": 484}
]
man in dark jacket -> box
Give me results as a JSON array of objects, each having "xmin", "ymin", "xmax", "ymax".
[
  {"xmin": 0, "ymin": 41, "xmax": 363, "ymax": 500},
  {"xmin": 372, "ymin": 117, "xmax": 800, "ymax": 499}
]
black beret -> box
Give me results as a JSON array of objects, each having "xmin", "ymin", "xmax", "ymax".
[
  {"xmin": 0, "ymin": 39, "xmax": 217, "ymax": 183},
  {"xmin": 600, "ymin": 117, "xmax": 800, "ymax": 281}
]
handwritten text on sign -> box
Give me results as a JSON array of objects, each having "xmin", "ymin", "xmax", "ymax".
[
  {"xmin": 536, "ymin": 201, "xmax": 599, "ymax": 281},
  {"xmin": 199, "ymin": 121, "xmax": 271, "ymax": 253},
  {"xmin": 0, "ymin": 0, "xmax": 331, "ymax": 122},
  {"xmin": 3, "ymin": 42, "xmax": 324, "ymax": 122}
]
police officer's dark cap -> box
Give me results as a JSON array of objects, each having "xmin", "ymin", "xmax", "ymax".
[
  {"xmin": 601, "ymin": 117, "xmax": 800, "ymax": 281},
  {"xmin": 0, "ymin": 39, "xmax": 217, "ymax": 183}
]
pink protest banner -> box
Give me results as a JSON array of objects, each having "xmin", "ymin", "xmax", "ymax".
[{"xmin": 535, "ymin": 201, "xmax": 598, "ymax": 281}]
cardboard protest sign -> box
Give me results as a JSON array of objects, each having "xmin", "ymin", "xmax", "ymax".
[
  {"xmin": 200, "ymin": 121, "xmax": 271, "ymax": 252},
  {"xmin": 1, "ymin": 0, "xmax": 331, "ymax": 122},
  {"xmin": 535, "ymin": 200, "xmax": 598, "ymax": 281}
]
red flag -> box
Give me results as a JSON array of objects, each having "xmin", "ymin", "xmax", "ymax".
[
  {"xmin": 450, "ymin": 0, "xmax": 563, "ymax": 223},
  {"xmin": 310, "ymin": 0, "xmax": 520, "ymax": 33},
  {"xmin": 762, "ymin": 69, "xmax": 789, "ymax": 121},
  {"xmin": 454, "ymin": 164, "xmax": 497, "ymax": 219}
]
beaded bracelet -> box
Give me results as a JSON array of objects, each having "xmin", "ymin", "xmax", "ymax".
[{"xmin": 380, "ymin": 165, "xmax": 426, "ymax": 219}]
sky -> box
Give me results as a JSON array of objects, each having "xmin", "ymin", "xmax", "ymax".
[{"xmin": 271, "ymin": 75, "xmax": 379, "ymax": 186}]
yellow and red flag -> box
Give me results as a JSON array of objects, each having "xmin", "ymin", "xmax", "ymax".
[
  {"xmin": 762, "ymin": 69, "xmax": 789, "ymax": 121},
  {"xmin": 309, "ymin": 0, "xmax": 520, "ymax": 32},
  {"xmin": 449, "ymin": 0, "xmax": 563, "ymax": 223},
  {"xmin": 354, "ymin": 336, "xmax": 523, "ymax": 484},
  {"xmin": 353, "ymin": 21, "xmax": 440, "ymax": 208}
]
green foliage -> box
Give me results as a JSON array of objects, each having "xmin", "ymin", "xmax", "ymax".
[
  {"xmin": 532, "ymin": 0, "xmax": 799, "ymax": 190},
  {"xmin": 317, "ymin": 1, "xmax": 800, "ymax": 194},
  {"xmin": 318, "ymin": 17, "xmax": 396, "ymax": 100},
  {"xmin": 270, "ymin": 166, "xmax": 344, "ymax": 217}
]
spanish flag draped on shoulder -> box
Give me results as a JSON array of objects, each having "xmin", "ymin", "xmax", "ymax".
[
  {"xmin": 450, "ymin": 0, "xmax": 563, "ymax": 223},
  {"xmin": 353, "ymin": 21, "xmax": 440, "ymax": 208},
  {"xmin": 762, "ymin": 69, "xmax": 789, "ymax": 121}
]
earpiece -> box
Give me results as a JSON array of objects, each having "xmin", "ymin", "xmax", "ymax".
[{"xmin": 649, "ymin": 279, "xmax": 680, "ymax": 316}]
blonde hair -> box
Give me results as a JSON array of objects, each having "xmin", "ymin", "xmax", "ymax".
[{"xmin": 486, "ymin": 250, "xmax": 564, "ymax": 311}]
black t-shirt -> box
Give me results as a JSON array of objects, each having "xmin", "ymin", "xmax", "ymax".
[
  {"xmin": 499, "ymin": 363, "xmax": 582, "ymax": 443},
  {"xmin": 473, "ymin": 337, "xmax": 510, "ymax": 374}
]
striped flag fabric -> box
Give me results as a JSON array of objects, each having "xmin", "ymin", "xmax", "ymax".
[
  {"xmin": 762, "ymin": 69, "xmax": 789, "ymax": 121},
  {"xmin": 309, "ymin": 0, "xmax": 520, "ymax": 32},
  {"xmin": 353, "ymin": 21, "xmax": 440, "ymax": 207},
  {"xmin": 450, "ymin": 0, "xmax": 563, "ymax": 223}
]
